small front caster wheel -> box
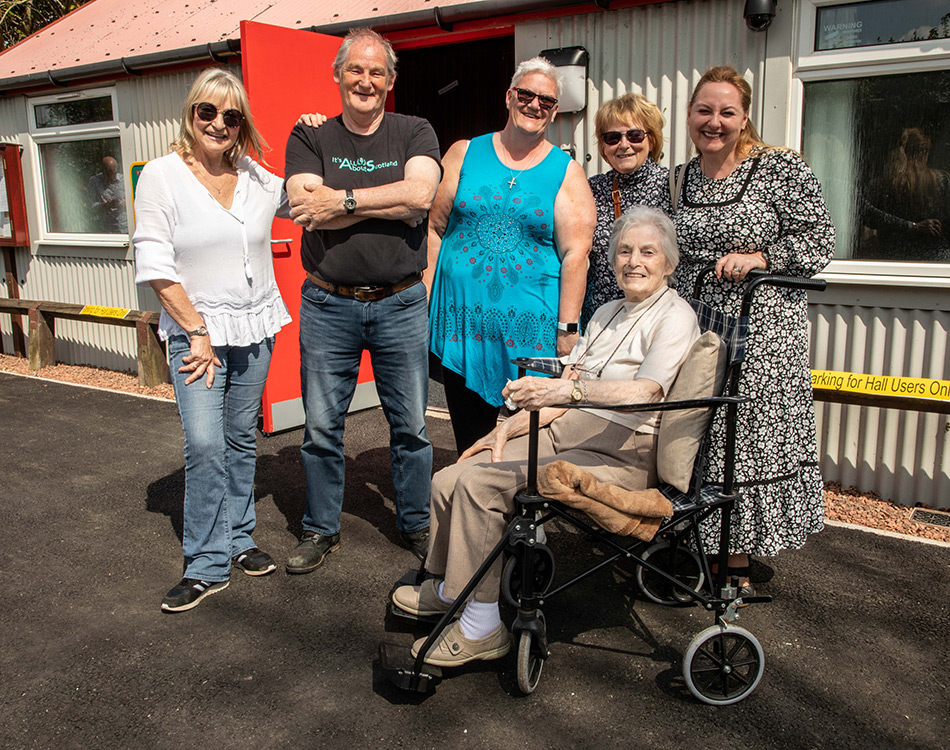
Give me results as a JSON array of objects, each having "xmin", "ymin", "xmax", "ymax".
[
  {"xmin": 683, "ymin": 625, "xmax": 764, "ymax": 705},
  {"xmin": 516, "ymin": 630, "xmax": 545, "ymax": 695}
]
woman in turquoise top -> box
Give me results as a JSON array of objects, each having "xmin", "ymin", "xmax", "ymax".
[{"xmin": 426, "ymin": 57, "xmax": 596, "ymax": 454}]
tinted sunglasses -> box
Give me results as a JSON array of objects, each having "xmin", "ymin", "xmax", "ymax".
[
  {"xmin": 601, "ymin": 128, "xmax": 647, "ymax": 146},
  {"xmin": 193, "ymin": 102, "xmax": 245, "ymax": 129},
  {"xmin": 513, "ymin": 87, "xmax": 558, "ymax": 111}
]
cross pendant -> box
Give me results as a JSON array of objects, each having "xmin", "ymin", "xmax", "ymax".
[{"xmin": 507, "ymin": 176, "xmax": 517, "ymax": 188}]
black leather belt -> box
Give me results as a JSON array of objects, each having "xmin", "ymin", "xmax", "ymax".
[{"xmin": 306, "ymin": 272, "xmax": 422, "ymax": 302}]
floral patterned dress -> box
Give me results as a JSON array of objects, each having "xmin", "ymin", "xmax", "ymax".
[
  {"xmin": 430, "ymin": 133, "xmax": 570, "ymax": 407},
  {"xmin": 583, "ymin": 159, "xmax": 671, "ymax": 330},
  {"xmin": 672, "ymin": 149, "xmax": 835, "ymax": 556}
]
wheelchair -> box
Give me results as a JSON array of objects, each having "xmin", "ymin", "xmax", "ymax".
[{"xmin": 380, "ymin": 265, "xmax": 825, "ymax": 705}]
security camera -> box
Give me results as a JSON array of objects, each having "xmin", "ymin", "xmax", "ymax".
[{"xmin": 744, "ymin": 0, "xmax": 776, "ymax": 31}]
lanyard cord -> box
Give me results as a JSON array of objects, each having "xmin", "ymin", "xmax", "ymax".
[{"xmin": 571, "ymin": 287, "xmax": 670, "ymax": 379}]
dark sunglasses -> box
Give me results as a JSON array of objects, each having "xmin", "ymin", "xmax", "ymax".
[
  {"xmin": 601, "ymin": 128, "xmax": 648, "ymax": 146},
  {"xmin": 193, "ymin": 102, "xmax": 245, "ymax": 129},
  {"xmin": 513, "ymin": 87, "xmax": 558, "ymax": 111}
]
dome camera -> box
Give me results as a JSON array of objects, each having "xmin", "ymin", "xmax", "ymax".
[{"xmin": 744, "ymin": 0, "xmax": 776, "ymax": 31}]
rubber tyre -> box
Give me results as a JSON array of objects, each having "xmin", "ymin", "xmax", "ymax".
[
  {"xmin": 683, "ymin": 625, "xmax": 765, "ymax": 705},
  {"xmin": 516, "ymin": 630, "xmax": 544, "ymax": 695},
  {"xmin": 635, "ymin": 542, "xmax": 704, "ymax": 606}
]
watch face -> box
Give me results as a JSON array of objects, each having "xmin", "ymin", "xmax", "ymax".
[
  {"xmin": 344, "ymin": 197, "xmax": 357, "ymax": 210},
  {"xmin": 571, "ymin": 383, "xmax": 583, "ymax": 402}
]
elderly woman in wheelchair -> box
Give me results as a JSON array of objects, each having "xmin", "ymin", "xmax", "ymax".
[{"xmin": 391, "ymin": 205, "xmax": 699, "ymax": 667}]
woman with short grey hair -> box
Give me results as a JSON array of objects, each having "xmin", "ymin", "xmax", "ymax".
[{"xmin": 426, "ymin": 57, "xmax": 596, "ymax": 456}]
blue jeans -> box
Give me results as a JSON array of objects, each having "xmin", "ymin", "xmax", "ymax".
[
  {"xmin": 169, "ymin": 335, "xmax": 274, "ymax": 582},
  {"xmin": 299, "ymin": 279, "xmax": 432, "ymax": 536}
]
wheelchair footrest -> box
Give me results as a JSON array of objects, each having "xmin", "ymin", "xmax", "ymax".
[
  {"xmin": 379, "ymin": 642, "xmax": 442, "ymax": 692},
  {"xmin": 387, "ymin": 601, "xmax": 445, "ymax": 625}
]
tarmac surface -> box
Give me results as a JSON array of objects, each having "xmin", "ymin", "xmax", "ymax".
[{"xmin": 2, "ymin": 372, "xmax": 948, "ymax": 749}]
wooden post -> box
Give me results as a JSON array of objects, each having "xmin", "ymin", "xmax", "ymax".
[
  {"xmin": 28, "ymin": 302, "xmax": 55, "ymax": 370},
  {"xmin": 136, "ymin": 313, "xmax": 169, "ymax": 387}
]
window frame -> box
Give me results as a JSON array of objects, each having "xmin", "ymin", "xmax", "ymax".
[
  {"xmin": 27, "ymin": 86, "xmax": 129, "ymax": 247},
  {"xmin": 794, "ymin": 0, "xmax": 950, "ymax": 281}
]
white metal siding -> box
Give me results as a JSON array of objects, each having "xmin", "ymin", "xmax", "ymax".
[
  {"xmin": 810, "ymin": 293, "xmax": 950, "ymax": 509},
  {"xmin": 516, "ymin": 0, "xmax": 766, "ymax": 176}
]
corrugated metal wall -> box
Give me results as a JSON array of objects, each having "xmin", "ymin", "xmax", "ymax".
[
  {"xmin": 516, "ymin": 0, "xmax": 766, "ymax": 176},
  {"xmin": 809, "ymin": 294, "xmax": 950, "ymax": 508}
]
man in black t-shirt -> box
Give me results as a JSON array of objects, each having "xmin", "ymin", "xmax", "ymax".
[{"xmin": 283, "ymin": 28, "xmax": 442, "ymax": 573}]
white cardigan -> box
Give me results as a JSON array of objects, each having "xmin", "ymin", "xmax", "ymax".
[{"xmin": 133, "ymin": 152, "xmax": 291, "ymax": 347}]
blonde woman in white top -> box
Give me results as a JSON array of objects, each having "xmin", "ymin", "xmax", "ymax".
[{"xmin": 134, "ymin": 68, "xmax": 292, "ymax": 613}]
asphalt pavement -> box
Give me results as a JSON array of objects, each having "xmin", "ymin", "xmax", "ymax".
[{"xmin": 1, "ymin": 372, "xmax": 948, "ymax": 749}]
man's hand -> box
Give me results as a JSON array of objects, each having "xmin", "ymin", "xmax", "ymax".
[{"xmin": 288, "ymin": 183, "xmax": 343, "ymax": 230}]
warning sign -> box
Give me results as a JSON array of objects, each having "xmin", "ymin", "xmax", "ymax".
[
  {"xmin": 80, "ymin": 305, "xmax": 131, "ymax": 319},
  {"xmin": 812, "ymin": 370, "xmax": 950, "ymax": 401}
]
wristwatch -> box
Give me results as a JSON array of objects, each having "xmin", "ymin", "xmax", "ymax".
[
  {"xmin": 186, "ymin": 325, "xmax": 208, "ymax": 338},
  {"xmin": 557, "ymin": 321, "xmax": 579, "ymax": 334},
  {"xmin": 571, "ymin": 381, "xmax": 585, "ymax": 403},
  {"xmin": 343, "ymin": 188, "xmax": 357, "ymax": 214}
]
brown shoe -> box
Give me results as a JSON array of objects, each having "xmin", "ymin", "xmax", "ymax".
[
  {"xmin": 410, "ymin": 621, "xmax": 510, "ymax": 667},
  {"xmin": 392, "ymin": 578, "xmax": 453, "ymax": 617}
]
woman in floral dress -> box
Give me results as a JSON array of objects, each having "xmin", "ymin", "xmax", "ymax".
[{"xmin": 671, "ymin": 66, "xmax": 835, "ymax": 593}]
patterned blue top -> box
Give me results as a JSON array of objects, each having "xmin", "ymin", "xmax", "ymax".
[{"xmin": 430, "ymin": 133, "xmax": 571, "ymax": 406}]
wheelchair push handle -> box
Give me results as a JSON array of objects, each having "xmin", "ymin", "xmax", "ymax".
[{"xmin": 692, "ymin": 263, "xmax": 827, "ymax": 300}]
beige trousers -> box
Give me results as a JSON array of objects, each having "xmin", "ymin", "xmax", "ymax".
[{"xmin": 426, "ymin": 410, "xmax": 658, "ymax": 602}]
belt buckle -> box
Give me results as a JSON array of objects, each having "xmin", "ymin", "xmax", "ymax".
[{"xmin": 353, "ymin": 285, "xmax": 380, "ymax": 301}]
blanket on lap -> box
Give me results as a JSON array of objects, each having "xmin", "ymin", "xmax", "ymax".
[{"xmin": 538, "ymin": 461, "xmax": 672, "ymax": 540}]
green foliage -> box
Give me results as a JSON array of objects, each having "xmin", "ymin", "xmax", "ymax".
[{"xmin": 0, "ymin": 0, "xmax": 92, "ymax": 50}]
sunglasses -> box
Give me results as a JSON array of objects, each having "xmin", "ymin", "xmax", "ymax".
[
  {"xmin": 193, "ymin": 102, "xmax": 245, "ymax": 129},
  {"xmin": 513, "ymin": 87, "xmax": 558, "ymax": 111},
  {"xmin": 601, "ymin": 128, "xmax": 648, "ymax": 146}
]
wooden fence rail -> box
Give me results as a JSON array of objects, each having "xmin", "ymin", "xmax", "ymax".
[{"xmin": 0, "ymin": 298, "xmax": 169, "ymax": 387}]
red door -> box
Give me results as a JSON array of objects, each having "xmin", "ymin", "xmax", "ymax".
[{"xmin": 241, "ymin": 20, "xmax": 378, "ymax": 433}]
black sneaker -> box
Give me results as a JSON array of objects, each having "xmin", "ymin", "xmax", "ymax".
[
  {"xmin": 232, "ymin": 547, "xmax": 276, "ymax": 576},
  {"xmin": 285, "ymin": 531, "xmax": 340, "ymax": 574},
  {"xmin": 400, "ymin": 527, "xmax": 429, "ymax": 561},
  {"xmin": 161, "ymin": 578, "xmax": 229, "ymax": 613}
]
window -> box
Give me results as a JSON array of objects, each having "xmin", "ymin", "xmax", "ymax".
[
  {"xmin": 803, "ymin": 69, "xmax": 950, "ymax": 264},
  {"xmin": 797, "ymin": 0, "xmax": 950, "ymax": 276},
  {"xmin": 815, "ymin": 0, "xmax": 950, "ymax": 51},
  {"xmin": 29, "ymin": 88, "xmax": 128, "ymax": 241}
]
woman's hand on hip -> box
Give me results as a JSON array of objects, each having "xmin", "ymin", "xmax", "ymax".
[
  {"xmin": 179, "ymin": 335, "xmax": 222, "ymax": 388},
  {"xmin": 715, "ymin": 251, "xmax": 766, "ymax": 283}
]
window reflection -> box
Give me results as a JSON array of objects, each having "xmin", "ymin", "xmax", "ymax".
[
  {"xmin": 803, "ymin": 70, "xmax": 950, "ymax": 263},
  {"xmin": 39, "ymin": 137, "xmax": 127, "ymax": 235}
]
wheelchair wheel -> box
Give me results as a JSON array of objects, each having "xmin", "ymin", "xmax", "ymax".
[
  {"xmin": 636, "ymin": 542, "xmax": 704, "ymax": 605},
  {"xmin": 501, "ymin": 545, "xmax": 555, "ymax": 608},
  {"xmin": 683, "ymin": 625, "xmax": 765, "ymax": 705},
  {"xmin": 516, "ymin": 630, "xmax": 544, "ymax": 694}
]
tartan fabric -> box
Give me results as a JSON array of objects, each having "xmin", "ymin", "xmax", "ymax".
[
  {"xmin": 514, "ymin": 357, "xmax": 565, "ymax": 377},
  {"xmin": 660, "ymin": 481, "xmax": 725, "ymax": 513},
  {"xmin": 690, "ymin": 300, "xmax": 748, "ymax": 366}
]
